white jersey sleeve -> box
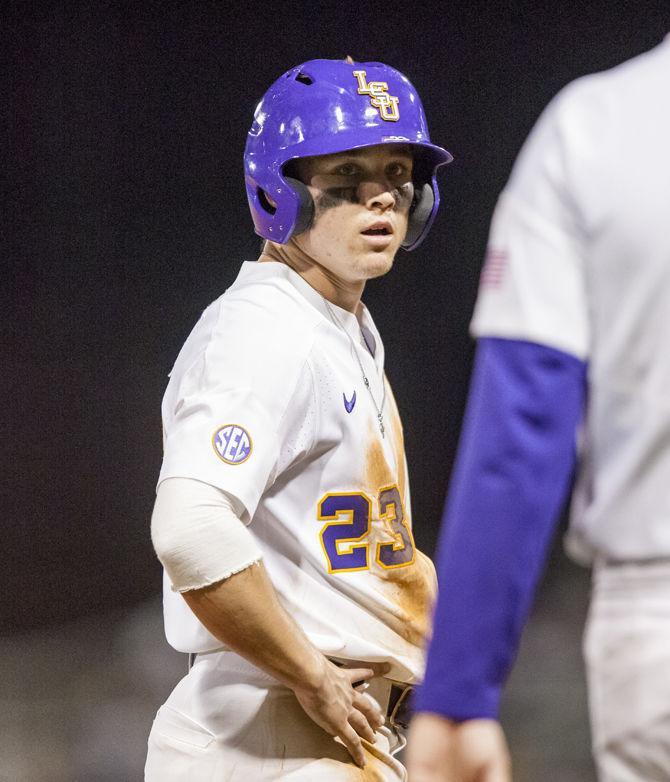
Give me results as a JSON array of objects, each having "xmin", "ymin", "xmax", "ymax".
[
  {"xmin": 471, "ymin": 87, "xmax": 591, "ymax": 360},
  {"xmin": 471, "ymin": 38, "xmax": 670, "ymax": 563},
  {"xmin": 158, "ymin": 290, "xmax": 317, "ymax": 520}
]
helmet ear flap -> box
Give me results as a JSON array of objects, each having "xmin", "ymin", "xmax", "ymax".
[
  {"xmin": 284, "ymin": 177, "xmax": 315, "ymax": 236},
  {"xmin": 402, "ymin": 182, "xmax": 435, "ymax": 249}
]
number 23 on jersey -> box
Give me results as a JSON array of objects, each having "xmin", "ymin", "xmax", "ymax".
[{"xmin": 317, "ymin": 485, "xmax": 415, "ymax": 573}]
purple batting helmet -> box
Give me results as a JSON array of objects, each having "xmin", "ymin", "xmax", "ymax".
[{"xmin": 244, "ymin": 58, "xmax": 453, "ymax": 250}]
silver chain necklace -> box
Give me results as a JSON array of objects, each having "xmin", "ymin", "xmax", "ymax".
[{"xmin": 323, "ymin": 298, "xmax": 386, "ymax": 438}]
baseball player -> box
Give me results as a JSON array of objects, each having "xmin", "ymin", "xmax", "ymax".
[
  {"xmin": 145, "ymin": 58, "xmax": 451, "ymax": 781},
  {"xmin": 407, "ymin": 36, "xmax": 670, "ymax": 782}
]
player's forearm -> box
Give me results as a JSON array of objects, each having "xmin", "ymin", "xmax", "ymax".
[
  {"xmin": 153, "ymin": 478, "xmax": 328, "ymax": 691},
  {"xmin": 416, "ymin": 338, "xmax": 586, "ymax": 719},
  {"xmin": 182, "ymin": 561, "xmax": 326, "ymax": 692}
]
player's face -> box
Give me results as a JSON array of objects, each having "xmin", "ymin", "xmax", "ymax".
[{"xmin": 291, "ymin": 145, "xmax": 414, "ymax": 284}]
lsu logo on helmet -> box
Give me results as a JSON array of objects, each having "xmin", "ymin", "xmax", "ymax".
[{"xmin": 353, "ymin": 70, "xmax": 400, "ymax": 122}]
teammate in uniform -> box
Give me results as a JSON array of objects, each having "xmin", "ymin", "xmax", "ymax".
[
  {"xmin": 144, "ymin": 58, "xmax": 451, "ymax": 781},
  {"xmin": 407, "ymin": 36, "xmax": 670, "ymax": 782}
]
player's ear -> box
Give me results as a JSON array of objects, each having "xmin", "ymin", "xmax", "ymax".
[{"xmin": 257, "ymin": 189, "xmax": 278, "ymax": 215}]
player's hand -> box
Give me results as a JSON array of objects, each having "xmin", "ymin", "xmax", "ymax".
[
  {"xmin": 406, "ymin": 713, "xmax": 512, "ymax": 782},
  {"xmin": 291, "ymin": 658, "xmax": 387, "ymax": 768}
]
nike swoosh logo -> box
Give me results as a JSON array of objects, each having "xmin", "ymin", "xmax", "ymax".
[{"xmin": 343, "ymin": 390, "xmax": 357, "ymax": 413}]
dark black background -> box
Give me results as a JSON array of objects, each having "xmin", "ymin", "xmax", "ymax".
[{"xmin": 5, "ymin": 2, "xmax": 669, "ymax": 630}]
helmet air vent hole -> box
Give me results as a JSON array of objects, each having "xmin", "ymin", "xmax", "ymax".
[
  {"xmin": 258, "ymin": 188, "xmax": 277, "ymax": 215},
  {"xmin": 295, "ymin": 72, "xmax": 314, "ymax": 86}
]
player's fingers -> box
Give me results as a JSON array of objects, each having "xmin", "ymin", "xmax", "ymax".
[
  {"xmin": 348, "ymin": 708, "xmax": 377, "ymax": 744},
  {"xmin": 339, "ymin": 722, "xmax": 367, "ymax": 768},
  {"xmin": 371, "ymin": 661, "xmax": 391, "ymax": 676},
  {"xmin": 346, "ymin": 667, "xmax": 375, "ymax": 686},
  {"xmin": 353, "ymin": 691, "xmax": 384, "ymax": 729}
]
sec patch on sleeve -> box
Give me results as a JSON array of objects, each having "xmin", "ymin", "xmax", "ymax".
[{"xmin": 212, "ymin": 424, "xmax": 253, "ymax": 465}]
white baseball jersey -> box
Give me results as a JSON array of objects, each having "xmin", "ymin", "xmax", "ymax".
[
  {"xmin": 471, "ymin": 36, "xmax": 670, "ymax": 563},
  {"xmin": 158, "ymin": 260, "xmax": 436, "ymax": 683}
]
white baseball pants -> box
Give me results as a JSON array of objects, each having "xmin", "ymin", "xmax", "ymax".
[
  {"xmin": 584, "ymin": 559, "xmax": 670, "ymax": 781},
  {"xmin": 145, "ymin": 650, "xmax": 406, "ymax": 781}
]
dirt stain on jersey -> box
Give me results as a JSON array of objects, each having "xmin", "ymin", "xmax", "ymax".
[
  {"xmin": 360, "ymin": 750, "xmax": 393, "ymax": 782},
  {"xmin": 365, "ymin": 399, "xmax": 437, "ymax": 648},
  {"xmin": 386, "ymin": 387, "xmax": 407, "ymax": 504}
]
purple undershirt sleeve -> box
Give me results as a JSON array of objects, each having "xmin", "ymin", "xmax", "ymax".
[{"xmin": 414, "ymin": 337, "xmax": 587, "ymax": 720}]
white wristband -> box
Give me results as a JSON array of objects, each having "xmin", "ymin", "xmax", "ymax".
[{"xmin": 151, "ymin": 477, "xmax": 262, "ymax": 592}]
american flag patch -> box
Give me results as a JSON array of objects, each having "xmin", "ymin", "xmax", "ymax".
[{"xmin": 479, "ymin": 248, "xmax": 508, "ymax": 289}]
